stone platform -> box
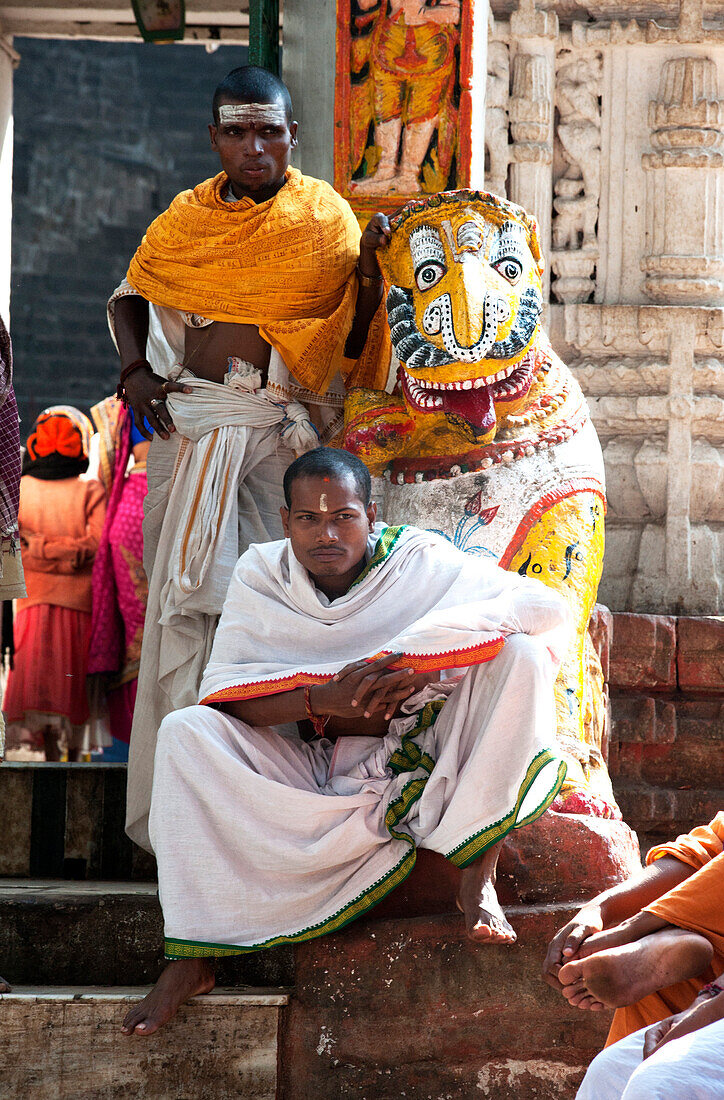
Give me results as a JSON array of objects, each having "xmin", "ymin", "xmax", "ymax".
[
  {"xmin": 2, "ymin": 611, "xmax": 720, "ymax": 1097},
  {"xmin": 279, "ymin": 904, "xmax": 612, "ymax": 1100},
  {"xmin": 0, "ymin": 987, "xmax": 289, "ymax": 1100},
  {"xmin": 606, "ymin": 613, "xmax": 724, "ymax": 848}
]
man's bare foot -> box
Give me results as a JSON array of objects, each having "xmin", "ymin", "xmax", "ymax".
[
  {"xmin": 456, "ymin": 843, "xmax": 516, "ymax": 945},
  {"xmin": 121, "ymin": 958, "xmax": 215, "ymax": 1037},
  {"xmin": 0, "ymin": 975, "xmax": 10, "ymax": 993},
  {"xmin": 558, "ymin": 927, "xmax": 713, "ymax": 1011},
  {"xmin": 574, "ymin": 910, "xmax": 669, "ymax": 960}
]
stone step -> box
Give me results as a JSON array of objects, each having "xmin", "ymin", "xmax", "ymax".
[
  {"xmin": 2, "ymin": 763, "xmax": 154, "ymax": 881},
  {"xmin": 278, "ymin": 903, "xmax": 612, "ymax": 1100},
  {"xmin": 0, "ymin": 986, "xmax": 289, "ymax": 1100},
  {"xmin": 0, "ymin": 880, "xmax": 293, "ymax": 989}
]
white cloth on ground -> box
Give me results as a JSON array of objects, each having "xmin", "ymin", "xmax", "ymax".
[{"xmin": 576, "ymin": 1020, "xmax": 724, "ymax": 1099}]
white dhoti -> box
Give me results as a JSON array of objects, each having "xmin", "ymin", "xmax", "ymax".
[
  {"xmin": 127, "ymin": 372, "xmax": 317, "ymax": 850},
  {"xmin": 576, "ymin": 1020, "xmax": 724, "ymax": 1099},
  {"xmin": 150, "ymin": 633, "xmax": 566, "ymax": 957}
]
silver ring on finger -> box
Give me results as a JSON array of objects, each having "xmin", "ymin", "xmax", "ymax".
[{"xmin": 149, "ymin": 398, "xmax": 164, "ymax": 410}]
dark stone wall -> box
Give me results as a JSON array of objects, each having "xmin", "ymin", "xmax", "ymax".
[{"xmin": 10, "ymin": 37, "xmax": 247, "ymax": 431}]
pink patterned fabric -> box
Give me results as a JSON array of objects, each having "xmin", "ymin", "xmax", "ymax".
[{"xmin": 88, "ymin": 407, "xmax": 148, "ymax": 742}]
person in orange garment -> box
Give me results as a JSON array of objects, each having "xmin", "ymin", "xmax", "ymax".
[
  {"xmin": 3, "ymin": 407, "xmax": 106, "ymax": 761},
  {"xmin": 543, "ymin": 813, "xmax": 724, "ymax": 1045}
]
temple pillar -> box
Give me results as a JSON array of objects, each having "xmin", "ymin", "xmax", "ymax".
[
  {"xmin": 283, "ymin": 0, "xmax": 337, "ymax": 184},
  {"xmin": 0, "ymin": 26, "xmax": 18, "ymax": 323},
  {"xmin": 642, "ymin": 55, "xmax": 724, "ymax": 306},
  {"xmin": 508, "ymin": 0, "xmax": 558, "ymax": 299}
]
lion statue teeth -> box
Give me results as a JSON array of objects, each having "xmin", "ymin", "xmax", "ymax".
[{"xmin": 344, "ymin": 189, "xmax": 618, "ymax": 818}]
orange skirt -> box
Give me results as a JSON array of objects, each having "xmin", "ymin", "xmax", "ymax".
[{"xmin": 3, "ymin": 604, "xmax": 91, "ymax": 736}]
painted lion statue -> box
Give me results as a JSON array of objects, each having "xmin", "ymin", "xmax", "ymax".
[{"xmin": 344, "ymin": 189, "xmax": 618, "ymax": 817}]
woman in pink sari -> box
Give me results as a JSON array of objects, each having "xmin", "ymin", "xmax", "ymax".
[{"xmin": 89, "ymin": 397, "xmax": 150, "ymax": 761}]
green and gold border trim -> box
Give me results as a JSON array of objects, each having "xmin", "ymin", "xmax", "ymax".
[{"xmin": 445, "ymin": 749, "xmax": 567, "ymax": 868}]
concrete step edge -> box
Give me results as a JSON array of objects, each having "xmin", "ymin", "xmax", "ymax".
[
  {"xmin": 1, "ymin": 985, "xmax": 290, "ymax": 1006},
  {"xmin": 0, "ymin": 879, "xmax": 158, "ymax": 900}
]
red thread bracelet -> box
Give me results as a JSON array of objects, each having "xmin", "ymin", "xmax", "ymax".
[{"xmin": 303, "ymin": 686, "xmax": 328, "ymax": 739}]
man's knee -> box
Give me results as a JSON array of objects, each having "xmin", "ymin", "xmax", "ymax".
[
  {"xmin": 474, "ymin": 632, "xmax": 545, "ymax": 682},
  {"xmin": 621, "ymin": 1061, "xmax": 681, "ymax": 1100},
  {"xmin": 156, "ymin": 704, "xmax": 210, "ymax": 756}
]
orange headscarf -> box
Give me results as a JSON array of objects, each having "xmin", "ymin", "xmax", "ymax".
[
  {"xmin": 127, "ymin": 168, "xmax": 390, "ymax": 395},
  {"xmin": 26, "ymin": 406, "xmax": 92, "ymax": 461}
]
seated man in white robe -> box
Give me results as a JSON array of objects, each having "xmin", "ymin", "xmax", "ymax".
[{"xmin": 122, "ymin": 447, "xmax": 570, "ymax": 1036}]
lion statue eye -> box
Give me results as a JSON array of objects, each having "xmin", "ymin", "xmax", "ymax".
[
  {"xmin": 493, "ymin": 258, "xmax": 523, "ymax": 284},
  {"xmin": 415, "ymin": 261, "xmax": 446, "ymax": 292}
]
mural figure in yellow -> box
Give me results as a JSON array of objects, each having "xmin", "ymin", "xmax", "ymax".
[
  {"xmin": 349, "ymin": 0, "xmax": 460, "ymax": 195},
  {"xmin": 344, "ymin": 190, "xmax": 617, "ymax": 817}
]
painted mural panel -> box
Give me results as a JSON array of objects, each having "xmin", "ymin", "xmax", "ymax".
[{"xmin": 335, "ymin": 0, "xmax": 476, "ymax": 222}]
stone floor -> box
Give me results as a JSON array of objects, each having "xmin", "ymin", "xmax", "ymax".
[{"xmin": 1, "ymin": 987, "xmax": 288, "ymax": 1099}]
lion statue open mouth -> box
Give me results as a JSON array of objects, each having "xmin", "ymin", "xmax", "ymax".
[{"xmin": 344, "ymin": 190, "xmax": 619, "ymax": 821}]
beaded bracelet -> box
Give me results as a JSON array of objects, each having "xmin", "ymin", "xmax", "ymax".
[
  {"xmin": 303, "ymin": 685, "xmax": 328, "ymax": 739},
  {"xmin": 700, "ymin": 981, "xmax": 724, "ymax": 998}
]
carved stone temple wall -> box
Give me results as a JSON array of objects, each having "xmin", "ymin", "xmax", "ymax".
[
  {"xmin": 325, "ymin": 0, "xmax": 724, "ymax": 615},
  {"xmin": 490, "ymin": 0, "xmax": 724, "ymax": 615}
]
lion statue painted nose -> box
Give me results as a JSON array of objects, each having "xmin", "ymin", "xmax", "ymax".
[{"xmin": 344, "ymin": 190, "xmax": 618, "ymax": 818}]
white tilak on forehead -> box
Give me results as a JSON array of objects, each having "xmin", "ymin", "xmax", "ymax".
[
  {"xmin": 218, "ymin": 103, "xmax": 287, "ymax": 127},
  {"xmin": 319, "ymin": 494, "xmax": 328, "ymax": 512}
]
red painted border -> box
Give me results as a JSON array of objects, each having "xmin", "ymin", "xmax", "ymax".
[
  {"xmin": 498, "ymin": 481, "xmax": 607, "ymax": 570},
  {"xmin": 200, "ymin": 634, "xmax": 504, "ymax": 705}
]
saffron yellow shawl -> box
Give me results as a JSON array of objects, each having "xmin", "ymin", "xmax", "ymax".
[{"xmin": 127, "ymin": 168, "xmax": 389, "ymax": 395}]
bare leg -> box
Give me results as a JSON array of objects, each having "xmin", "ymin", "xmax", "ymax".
[
  {"xmin": 42, "ymin": 725, "xmax": 60, "ymax": 762},
  {"xmin": 350, "ymin": 119, "xmax": 402, "ymax": 194},
  {"xmin": 121, "ymin": 958, "xmax": 215, "ymax": 1037},
  {"xmin": 558, "ymin": 926, "xmax": 713, "ymax": 1011},
  {"xmin": 456, "ymin": 839, "xmax": 516, "ymax": 945},
  {"xmin": 392, "ymin": 118, "xmax": 437, "ymax": 193},
  {"xmin": 0, "ymin": 975, "xmax": 11, "ymax": 992}
]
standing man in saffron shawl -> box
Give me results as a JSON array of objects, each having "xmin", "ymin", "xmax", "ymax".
[
  {"xmin": 121, "ymin": 447, "xmax": 569, "ymax": 1036},
  {"xmin": 108, "ymin": 67, "xmax": 391, "ymax": 850}
]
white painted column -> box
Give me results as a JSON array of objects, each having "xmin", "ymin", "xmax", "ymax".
[
  {"xmin": 282, "ymin": 0, "xmax": 336, "ymax": 185},
  {"xmin": 0, "ymin": 32, "xmax": 18, "ymax": 324}
]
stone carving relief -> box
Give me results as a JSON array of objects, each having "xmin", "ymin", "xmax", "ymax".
[
  {"xmin": 509, "ymin": 53, "xmax": 551, "ymax": 168},
  {"xmin": 485, "ymin": 35, "xmax": 510, "ymax": 198},
  {"xmin": 550, "ymin": 52, "xmax": 602, "ymax": 305},
  {"xmin": 642, "ymin": 55, "xmax": 724, "ymax": 305}
]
